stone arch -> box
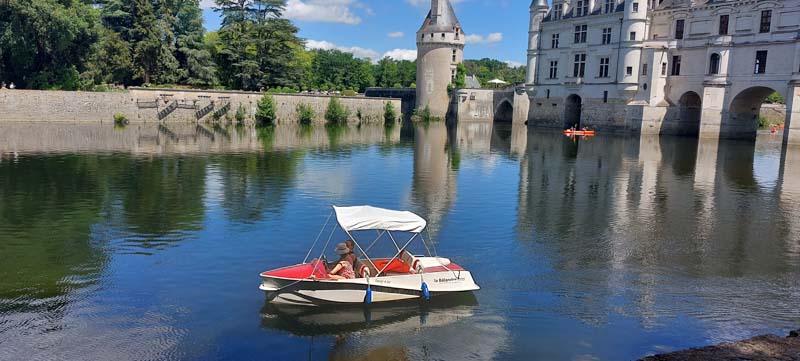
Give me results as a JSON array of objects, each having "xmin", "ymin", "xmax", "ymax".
[
  {"xmin": 564, "ymin": 94, "xmax": 582, "ymax": 129},
  {"xmin": 494, "ymin": 99, "xmax": 514, "ymax": 122},
  {"xmin": 726, "ymin": 86, "xmax": 781, "ymax": 139},
  {"xmin": 677, "ymin": 91, "xmax": 702, "ymax": 136}
]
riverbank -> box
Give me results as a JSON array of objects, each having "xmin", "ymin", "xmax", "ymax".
[
  {"xmin": 639, "ymin": 329, "xmax": 800, "ymax": 361},
  {"xmin": 0, "ymin": 88, "xmax": 400, "ymax": 124}
]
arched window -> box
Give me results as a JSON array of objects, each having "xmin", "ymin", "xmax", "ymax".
[{"xmin": 709, "ymin": 53, "xmax": 720, "ymax": 75}]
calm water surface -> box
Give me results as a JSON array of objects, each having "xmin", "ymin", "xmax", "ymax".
[{"xmin": 1, "ymin": 121, "xmax": 799, "ymax": 361}]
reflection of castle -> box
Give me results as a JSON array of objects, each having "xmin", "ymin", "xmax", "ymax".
[
  {"xmin": 525, "ymin": 0, "xmax": 800, "ymax": 141},
  {"xmin": 410, "ymin": 122, "xmax": 458, "ymax": 234},
  {"xmin": 515, "ymin": 132, "xmax": 800, "ymax": 328}
]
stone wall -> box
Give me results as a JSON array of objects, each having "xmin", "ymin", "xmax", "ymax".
[
  {"xmin": 0, "ymin": 122, "xmax": 401, "ymax": 155},
  {"xmin": 0, "ymin": 88, "xmax": 400, "ymax": 124},
  {"xmin": 761, "ymin": 104, "xmax": 787, "ymax": 124},
  {"xmin": 364, "ymin": 87, "xmax": 416, "ymax": 119},
  {"xmin": 455, "ymin": 89, "xmax": 494, "ymax": 121}
]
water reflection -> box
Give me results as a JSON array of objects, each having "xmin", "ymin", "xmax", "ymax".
[
  {"xmin": 260, "ymin": 294, "xmax": 509, "ymax": 361},
  {"xmin": 515, "ymin": 130, "xmax": 800, "ymax": 345},
  {"xmin": 410, "ymin": 122, "xmax": 458, "ymax": 233},
  {"xmin": 1, "ymin": 121, "xmax": 800, "ymax": 360}
]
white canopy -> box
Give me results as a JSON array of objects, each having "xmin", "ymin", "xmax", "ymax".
[
  {"xmin": 487, "ymin": 79, "xmax": 508, "ymax": 84},
  {"xmin": 333, "ymin": 206, "xmax": 427, "ymax": 233}
]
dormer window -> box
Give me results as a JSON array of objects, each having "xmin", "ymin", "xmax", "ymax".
[
  {"xmin": 553, "ymin": 4, "xmax": 563, "ymax": 20},
  {"xmin": 604, "ymin": 0, "xmax": 614, "ymax": 13}
]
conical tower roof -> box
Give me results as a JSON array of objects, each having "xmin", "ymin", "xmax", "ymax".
[
  {"xmin": 418, "ymin": 0, "xmax": 462, "ymax": 33},
  {"xmin": 531, "ymin": 0, "xmax": 549, "ymax": 9}
]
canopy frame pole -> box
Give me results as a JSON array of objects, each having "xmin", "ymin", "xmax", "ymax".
[
  {"xmin": 419, "ymin": 232, "xmax": 434, "ymax": 257},
  {"xmin": 377, "ymin": 233, "xmax": 419, "ymax": 276},
  {"xmin": 303, "ymin": 211, "xmax": 333, "ymax": 264},
  {"xmin": 310, "ymin": 222, "xmax": 339, "ymax": 277},
  {"xmin": 363, "ymin": 230, "xmax": 386, "ymax": 254},
  {"xmin": 386, "ymin": 231, "xmax": 402, "ymax": 253}
]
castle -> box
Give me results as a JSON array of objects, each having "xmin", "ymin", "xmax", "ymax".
[
  {"xmin": 525, "ymin": 0, "xmax": 800, "ymax": 142},
  {"xmin": 416, "ymin": 0, "xmax": 465, "ymax": 118}
]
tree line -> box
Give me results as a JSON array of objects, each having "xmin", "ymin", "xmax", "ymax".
[{"xmin": 0, "ymin": 0, "xmax": 525, "ymax": 92}]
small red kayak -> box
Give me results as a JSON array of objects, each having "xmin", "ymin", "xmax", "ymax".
[{"xmin": 564, "ymin": 130, "xmax": 596, "ymax": 136}]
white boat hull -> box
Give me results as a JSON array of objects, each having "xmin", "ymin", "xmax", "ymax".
[{"xmin": 261, "ymin": 270, "xmax": 480, "ymax": 306}]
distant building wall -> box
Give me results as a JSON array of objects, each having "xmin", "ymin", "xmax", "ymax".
[
  {"xmin": 364, "ymin": 88, "xmax": 416, "ymax": 119},
  {"xmin": 455, "ymin": 89, "xmax": 494, "ymax": 121},
  {"xmin": 0, "ymin": 88, "xmax": 399, "ymax": 123}
]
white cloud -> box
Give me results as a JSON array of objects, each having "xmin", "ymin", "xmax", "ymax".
[
  {"xmin": 505, "ymin": 60, "xmax": 525, "ymax": 68},
  {"xmin": 382, "ymin": 49, "xmax": 417, "ymax": 61},
  {"xmin": 465, "ymin": 32, "xmax": 503, "ymax": 44},
  {"xmin": 306, "ymin": 40, "xmax": 379, "ymax": 60},
  {"xmin": 388, "ymin": 32, "xmax": 405, "ymax": 38},
  {"xmin": 200, "ymin": 0, "xmax": 365, "ymax": 24},
  {"xmin": 306, "ymin": 40, "xmax": 416, "ymax": 62},
  {"xmin": 285, "ymin": 0, "xmax": 362, "ymax": 25}
]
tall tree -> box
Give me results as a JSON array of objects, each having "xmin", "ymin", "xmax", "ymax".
[
  {"xmin": 0, "ymin": 0, "xmax": 102, "ymax": 89},
  {"xmin": 175, "ymin": 0, "xmax": 217, "ymax": 86},
  {"xmin": 215, "ymin": 0, "xmax": 261, "ymax": 90}
]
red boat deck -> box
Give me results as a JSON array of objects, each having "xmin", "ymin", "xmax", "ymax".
[{"xmin": 261, "ymin": 258, "xmax": 465, "ymax": 280}]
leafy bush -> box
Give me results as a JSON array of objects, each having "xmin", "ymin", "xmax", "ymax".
[
  {"xmin": 342, "ymin": 89, "xmax": 357, "ymax": 97},
  {"xmin": 255, "ymin": 94, "xmax": 276, "ymax": 125},
  {"xmin": 413, "ymin": 105, "xmax": 439, "ymax": 122},
  {"xmin": 384, "ymin": 101, "xmax": 397, "ymax": 123},
  {"xmin": 113, "ymin": 113, "xmax": 128, "ymax": 126},
  {"xmin": 454, "ymin": 63, "xmax": 467, "ymax": 89},
  {"xmin": 296, "ymin": 103, "xmax": 316, "ymax": 124},
  {"xmin": 235, "ymin": 104, "xmax": 247, "ymax": 123},
  {"xmin": 766, "ymin": 92, "xmax": 785, "ymax": 104},
  {"xmin": 325, "ymin": 97, "xmax": 350, "ymax": 124}
]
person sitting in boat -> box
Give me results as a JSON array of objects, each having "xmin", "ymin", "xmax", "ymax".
[
  {"xmin": 328, "ymin": 243, "xmax": 356, "ymax": 280},
  {"xmin": 344, "ymin": 239, "xmax": 359, "ymax": 265}
]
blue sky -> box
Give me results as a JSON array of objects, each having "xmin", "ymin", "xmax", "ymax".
[{"xmin": 201, "ymin": 0, "xmax": 530, "ymax": 66}]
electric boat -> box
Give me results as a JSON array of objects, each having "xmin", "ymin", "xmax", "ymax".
[{"xmin": 259, "ymin": 206, "xmax": 480, "ymax": 306}]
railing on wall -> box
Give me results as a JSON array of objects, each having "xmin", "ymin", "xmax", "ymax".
[
  {"xmin": 195, "ymin": 102, "xmax": 215, "ymax": 120},
  {"xmin": 210, "ymin": 101, "xmax": 231, "ymax": 121},
  {"xmin": 157, "ymin": 101, "xmax": 178, "ymax": 121}
]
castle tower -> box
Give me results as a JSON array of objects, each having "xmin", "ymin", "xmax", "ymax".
[
  {"xmin": 416, "ymin": 0, "xmax": 465, "ymax": 118},
  {"xmin": 618, "ymin": 0, "xmax": 647, "ymax": 98},
  {"xmin": 526, "ymin": 0, "xmax": 549, "ymax": 84}
]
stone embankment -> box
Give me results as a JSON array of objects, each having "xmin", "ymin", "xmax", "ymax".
[
  {"xmin": 0, "ymin": 88, "xmax": 400, "ymax": 124},
  {"xmin": 639, "ymin": 329, "xmax": 800, "ymax": 361}
]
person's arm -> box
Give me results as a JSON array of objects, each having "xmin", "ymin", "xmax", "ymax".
[{"xmin": 329, "ymin": 262, "xmax": 343, "ymax": 275}]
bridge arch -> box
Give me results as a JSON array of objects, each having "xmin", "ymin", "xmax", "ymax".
[
  {"xmin": 677, "ymin": 91, "xmax": 702, "ymax": 136},
  {"xmin": 494, "ymin": 99, "xmax": 513, "ymax": 122},
  {"xmin": 726, "ymin": 86, "xmax": 782, "ymax": 139},
  {"xmin": 564, "ymin": 94, "xmax": 582, "ymax": 129}
]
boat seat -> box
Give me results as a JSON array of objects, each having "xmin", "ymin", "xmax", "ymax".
[
  {"xmin": 355, "ymin": 259, "xmax": 380, "ymax": 278},
  {"xmin": 400, "ymin": 250, "xmax": 423, "ymax": 273}
]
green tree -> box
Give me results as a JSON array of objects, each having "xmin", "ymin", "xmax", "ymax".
[
  {"xmin": 175, "ymin": 0, "xmax": 218, "ymax": 86},
  {"xmin": 215, "ymin": 0, "xmax": 261, "ymax": 90},
  {"xmin": 375, "ymin": 57, "xmax": 400, "ymax": 88},
  {"xmin": 0, "ymin": 0, "xmax": 102, "ymax": 89},
  {"xmin": 130, "ymin": 0, "xmax": 164, "ymax": 84},
  {"xmin": 454, "ymin": 63, "xmax": 467, "ymax": 89},
  {"xmin": 384, "ymin": 101, "xmax": 397, "ymax": 123},
  {"xmin": 255, "ymin": 93, "xmax": 277, "ymax": 125},
  {"xmin": 83, "ymin": 28, "xmax": 134, "ymax": 86},
  {"xmin": 325, "ymin": 97, "xmax": 350, "ymax": 124}
]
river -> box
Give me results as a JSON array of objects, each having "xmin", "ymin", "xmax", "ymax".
[{"xmin": 0, "ymin": 121, "xmax": 798, "ymax": 360}]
